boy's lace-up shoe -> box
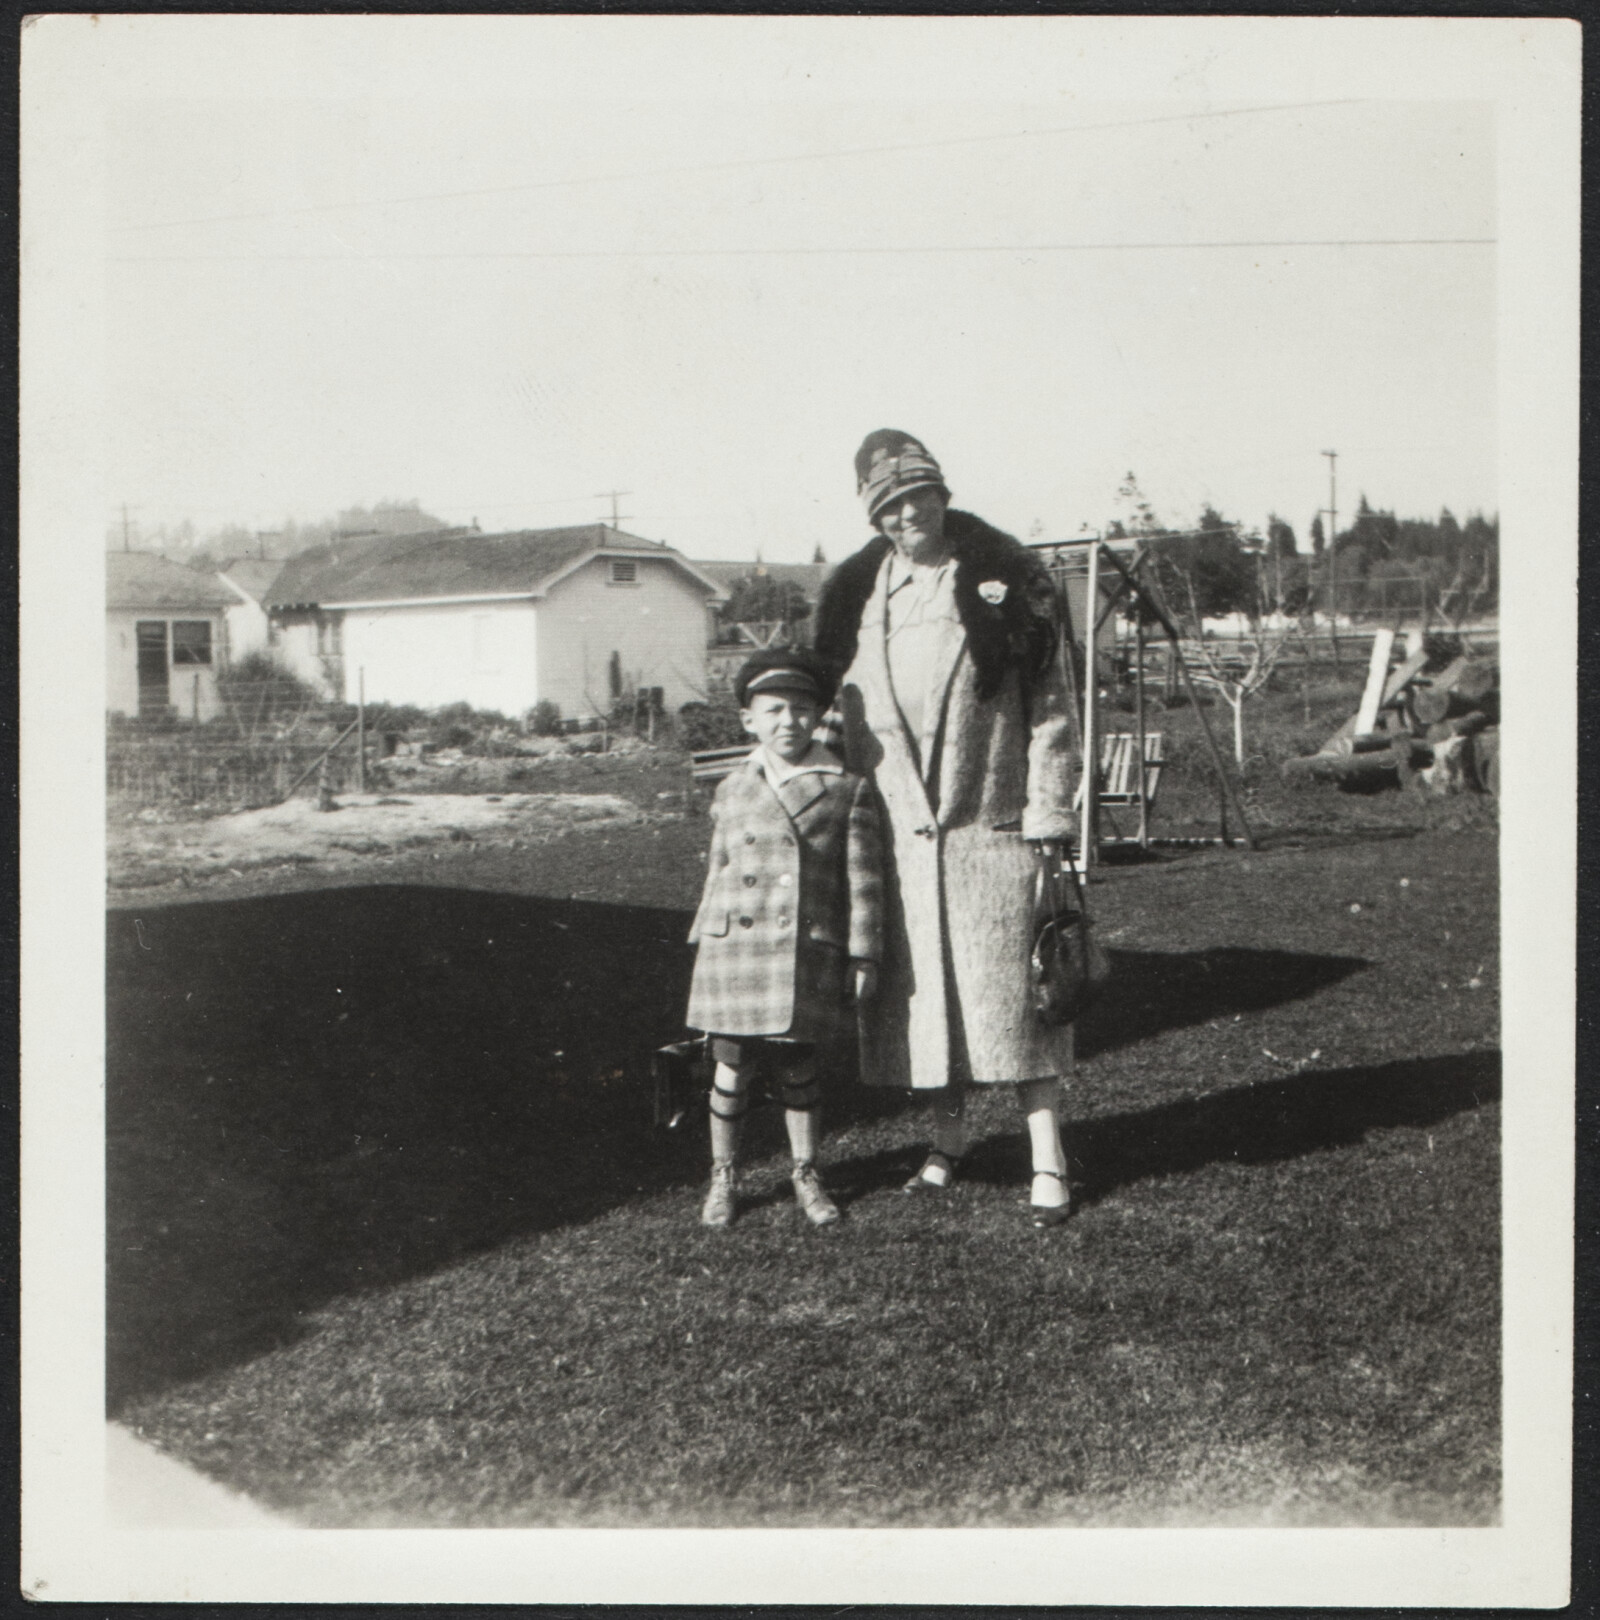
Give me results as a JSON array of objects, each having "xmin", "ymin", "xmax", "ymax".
[
  {"xmin": 700, "ymin": 1163, "xmax": 738, "ymax": 1228},
  {"xmin": 791, "ymin": 1162, "xmax": 841, "ymax": 1227}
]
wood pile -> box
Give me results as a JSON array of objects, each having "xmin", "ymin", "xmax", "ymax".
[{"xmin": 1282, "ymin": 635, "xmax": 1500, "ymax": 796}]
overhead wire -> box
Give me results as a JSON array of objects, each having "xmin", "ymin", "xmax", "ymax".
[
  {"xmin": 116, "ymin": 237, "xmax": 1494, "ymax": 264},
  {"xmin": 114, "ymin": 98, "xmax": 1371, "ymax": 233}
]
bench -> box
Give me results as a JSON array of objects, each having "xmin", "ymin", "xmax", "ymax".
[
  {"xmin": 1075, "ymin": 731, "xmax": 1164, "ymax": 841},
  {"xmin": 689, "ymin": 744, "xmax": 755, "ymax": 783}
]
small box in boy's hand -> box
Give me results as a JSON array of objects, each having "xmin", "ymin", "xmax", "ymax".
[{"xmin": 652, "ymin": 1039, "xmax": 709, "ymax": 1129}]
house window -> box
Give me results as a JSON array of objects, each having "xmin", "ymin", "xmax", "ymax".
[
  {"xmin": 171, "ymin": 620, "xmax": 213, "ymax": 665},
  {"xmin": 609, "ymin": 560, "xmax": 638, "ymax": 584},
  {"xmin": 316, "ymin": 616, "xmax": 344, "ymax": 656}
]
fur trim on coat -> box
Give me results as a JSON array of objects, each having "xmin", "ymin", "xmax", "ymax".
[{"xmin": 814, "ymin": 510, "xmax": 1059, "ymax": 701}]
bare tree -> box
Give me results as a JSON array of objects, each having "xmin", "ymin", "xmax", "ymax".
[{"xmin": 1172, "ymin": 529, "xmax": 1295, "ymax": 765}]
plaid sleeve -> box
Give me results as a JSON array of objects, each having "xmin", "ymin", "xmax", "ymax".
[
  {"xmin": 687, "ymin": 794, "xmax": 725, "ymax": 944},
  {"xmin": 846, "ymin": 775, "xmax": 884, "ymax": 963}
]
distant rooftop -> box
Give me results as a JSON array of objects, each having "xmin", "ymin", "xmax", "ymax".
[
  {"xmin": 219, "ymin": 557, "xmax": 284, "ymax": 603},
  {"xmin": 266, "ymin": 524, "xmax": 720, "ymax": 609},
  {"xmin": 107, "ymin": 552, "xmax": 234, "ymax": 612}
]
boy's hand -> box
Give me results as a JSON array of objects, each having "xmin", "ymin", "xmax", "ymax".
[{"xmin": 851, "ymin": 959, "xmax": 879, "ymax": 1003}]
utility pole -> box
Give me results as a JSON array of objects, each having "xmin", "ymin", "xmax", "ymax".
[
  {"xmin": 1321, "ymin": 449, "xmax": 1339, "ymax": 669},
  {"xmin": 121, "ymin": 504, "xmax": 132, "ymax": 553},
  {"xmin": 596, "ymin": 490, "xmax": 632, "ymax": 529}
]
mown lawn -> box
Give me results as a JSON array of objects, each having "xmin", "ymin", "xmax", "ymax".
[{"xmin": 108, "ymin": 796, "xmax": 1500, "ymax": 1525}]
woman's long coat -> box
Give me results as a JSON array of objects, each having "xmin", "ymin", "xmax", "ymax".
[{"xmin": 815, "ymin": 512, "xmax": 1080, "ymax": 1091}]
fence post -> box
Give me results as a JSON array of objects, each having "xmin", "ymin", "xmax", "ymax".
[
  {"xmin": 1079, "ymin": 541, "xmax": 1101, "ymax": 868},
  {"xmin": 357, "ymin": 668, "xmax": 366, "ymax": 793}
]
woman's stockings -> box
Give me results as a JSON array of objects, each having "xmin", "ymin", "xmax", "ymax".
[
  {"xmin": 919, "ymin": 1085, "xmax": 968, "ymax": 1184},
  {"xmin": 921, "ymin": 1079, "xmax": 1068, "ymax": 1200},
  {"xmin": 1018, "ymin": 1075, "xmax": 1069, "ymax": 1206}
]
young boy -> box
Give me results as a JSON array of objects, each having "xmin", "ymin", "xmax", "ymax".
[{"xmin": 685, "ymin": 648, "xmax": 882, "ymax": 1227}]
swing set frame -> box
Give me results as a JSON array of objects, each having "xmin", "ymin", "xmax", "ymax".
[{"xmin": 1030, "ymin": 535, "xmax": 1257, "ymax": 865}]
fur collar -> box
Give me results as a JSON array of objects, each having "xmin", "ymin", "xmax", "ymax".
[{"xmin": 813, "ymin": 509, "xmax": 1059, "ymax": 700}]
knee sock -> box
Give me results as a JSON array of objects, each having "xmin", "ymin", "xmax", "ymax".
[
  {"xmin": 1018, "ymin": 1076, "xmax": 1068, "ymax": 1192},
  {"xmin": 784, "ymin": 1107, "xmax": 818, "ymax": 1165},
  {"xmin": 709, "ymin": 1061, "xmax": 749, "ymax": 1168},
  {"xmin": 781, "ymin": 1072, "xmax": 822, "ymax": 1165}
]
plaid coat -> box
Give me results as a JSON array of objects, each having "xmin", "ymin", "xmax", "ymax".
[{"xmin": 685, "ymin": 753, "xmax": 883, "ymax": 1041}]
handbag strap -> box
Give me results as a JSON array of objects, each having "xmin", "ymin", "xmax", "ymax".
[
  {"xmin": 1034, "ymin": 844, "xmax": 1070, "ymax": 918},
  {"xmin": 1059, "ymin": 841, "xmax": 1093, "ymax": 919}
]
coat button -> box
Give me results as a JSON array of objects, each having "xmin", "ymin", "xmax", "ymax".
[
  {"xmin": 744, "ymin": 833, "xmax": 756, "ymax": 844},
  {"xmin": 778, "ymin": 873, "xmax": 791, "ymax": 886},
  {"xmin": 777, "ymin": 915, "xmax": 790, "ymax": 928},
  {"xmin": 743, "ymin": 874, "xmax": 757, "ymax": 886},
  {"xmin": 739, "ymin": 916, "xmax": 754, "ymax": 928}
]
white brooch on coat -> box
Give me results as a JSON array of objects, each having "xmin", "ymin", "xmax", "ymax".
[{"xmin": 977, "ymin": 580, "xmax": 1008, "ymax": 605}]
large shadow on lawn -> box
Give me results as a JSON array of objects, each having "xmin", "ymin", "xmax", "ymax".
[
  {"xmin": 1064, "ymin": 1048, "xmax": 1501, "ymax": 1206},
  {"xmin": 836, "ymin": 1050, "xmax": 1501, "ymax": 1204},
  {"xmin": 107, "ymin": 885, "xmax": 708, "ymax": 1410},
  {"xmin": 1073, "ymin": 945, "xmax": 1368, "ymax": 1060},
  {"xmin": 106, "ymin": 887, "xmax": 1368, "ymax": 1409}
]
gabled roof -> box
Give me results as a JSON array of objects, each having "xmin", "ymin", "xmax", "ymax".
[
  {"xmin": 265, "ymin": 525, "xmax": 725, "ymax": 609},
  {"xmin": 219, "ymin": 557, "xmax": 284, "ymax": 603},
  {"xmin": 107, "ymin": 552, "xmax": 234, "ymax": 612}
]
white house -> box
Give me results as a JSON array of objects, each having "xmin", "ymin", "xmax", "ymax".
[
  {"xmin": 264, "ymin": 524, "xmax": 728, "ymax": 718},
  {"xmin": 107, "ymin": 552, "xmax": 234, "ymax": 721},
  {"xmin": 218, "ymin": 557, "xmax": 283, "ymax": 663}
]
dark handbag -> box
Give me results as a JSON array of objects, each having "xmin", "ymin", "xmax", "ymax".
[{"xmin": 1030, "ymin": 845, "xmax": 1111, "ymax": 1026}]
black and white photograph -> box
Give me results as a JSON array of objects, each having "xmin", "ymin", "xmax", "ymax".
[{"xmin": 20, "ymin": 13, "xmax": 1576, "ymax": 1605}]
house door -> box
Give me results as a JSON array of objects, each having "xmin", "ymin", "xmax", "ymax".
[{"xmin": 135, "ymin": 621, "xmax": 169, "ymax": 717}]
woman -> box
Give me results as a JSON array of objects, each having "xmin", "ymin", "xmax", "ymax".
[{"xmin": 814, "ymin": 429, "xmax": 1081, "ymax": 1226}]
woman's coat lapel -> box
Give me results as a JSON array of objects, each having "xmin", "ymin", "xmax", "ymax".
[
  {"xmin": 858, "ymin": 559, "xmax": 939, "ymax": 826},
  {"xmin": 919, "ymin": 608, "xmax": 967, "ymax": 802}
]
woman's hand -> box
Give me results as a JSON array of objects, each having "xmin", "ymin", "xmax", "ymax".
[{"xmin": 851, "ymin": 959, "xmax": 880, "ymax": 1002}]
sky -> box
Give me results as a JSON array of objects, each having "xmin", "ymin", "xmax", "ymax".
[{"xmin": 102, "ymin": 34, "xmax": 1496, "ymax": 563}]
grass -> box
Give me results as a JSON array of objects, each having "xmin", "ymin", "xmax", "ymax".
[{"xmin": 108, "ymin": 724, "xmax": 1501, "ymax": 1526}]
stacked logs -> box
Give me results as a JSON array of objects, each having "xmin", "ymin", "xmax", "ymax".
[{"xmin": 1282, "ymin": 654, "xmax": 1500, "ymax": 795}]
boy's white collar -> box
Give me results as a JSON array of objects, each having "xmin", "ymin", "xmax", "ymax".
[{"xmin": 756, "ymin": 741, "xmax": 843, "ymax": 783}]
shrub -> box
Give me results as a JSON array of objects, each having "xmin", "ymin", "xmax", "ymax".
[
  {"xmin": 363, "ymin": 701, "xmax": 429, "ymax": 738},
  {"xmin": 528, "ymin": 700, "xmax": 563, "ymax": 737},
  {"xmin": 216, "ymin": 654, "xmax": 323, "ymax": 733},
  {"xmin": 677, "ymin": 701, "xmax": 748, "ymax": 752},
  {"xmin": 428, "ymin": 702, "xmax": 509, "ymax": 751}
]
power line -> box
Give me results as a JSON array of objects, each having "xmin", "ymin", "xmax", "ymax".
[
  {"xmin": 115, "ymin": 236, "xmax": 1495, "ymax": 265},
  {"xmin": 113, "ymin": 99, "xmax": 1370, "ymax": 234}
]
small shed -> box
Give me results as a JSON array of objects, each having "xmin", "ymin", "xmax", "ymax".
[{"xmin": 107, "ymin": 553, "xmax": 234, "ymax": 721}]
